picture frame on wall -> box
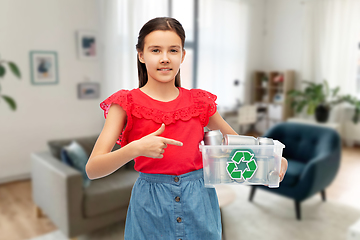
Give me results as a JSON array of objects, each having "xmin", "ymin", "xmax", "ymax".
[
  {"xmin": 29, "ymin": 51, "xmax": 59, "ymax": 85},
  {"xmin": 77, "ymin": 82, "xmax": 100, "ymax": 99},
  {"xmin": 76, "ymin": 30, "xmax": 98, "ymax": 61}
]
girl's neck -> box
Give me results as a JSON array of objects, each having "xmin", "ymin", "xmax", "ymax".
[{"xmin": 140, "ymin": 81, "xmax": 179, "ymax": 102}]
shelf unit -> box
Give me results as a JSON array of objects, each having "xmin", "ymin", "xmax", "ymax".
[{"xmin": 252, "ymin": 70, "xmax": 295, "ymax": 124}]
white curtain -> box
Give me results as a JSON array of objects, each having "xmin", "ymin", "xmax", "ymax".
[
  {"xmin": 98, "ymin": 0, "xmax": 168, "ymax": 97},
  {"xmin": 197, "ymin": 0, "xmax": 248, "ymax": 109},
  {"xmin": 301, "ymin": 0, "xmax": 360, "ymax": 95}
]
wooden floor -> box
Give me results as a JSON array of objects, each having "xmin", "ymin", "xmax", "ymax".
[{"xmin": 1, "ymin": 146, "xmax": 360, "ymax": 240}]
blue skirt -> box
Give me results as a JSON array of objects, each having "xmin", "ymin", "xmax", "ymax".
[{"xmin": 124, "ymin": 168, "xmax": 222, "ymax": 240}]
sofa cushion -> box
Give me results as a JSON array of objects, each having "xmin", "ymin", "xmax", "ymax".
[
  {"xmin": 83, "ymin": 170, "xmax": 139, "ymax": 218},
  {"xmin": 62, "ymin": 140, "xmax": 91, "ymax": 188},
  {"xmin": 60, "ymin": 148, "xmax": 74, "ymax": 167},
  {"xmin": 48, "ymin": 135, "xmax": 99, "ymax": 160},
  {"xmin": 47, "ymin": 135, "xmax": 134, "ymax": 168}
]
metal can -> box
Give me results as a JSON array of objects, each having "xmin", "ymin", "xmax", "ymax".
[
  {"xmin": 222, "ymin": 134, "xmax": 258, "ymax": 145},
  {"xmin": 203, "ymin": 130, "xmax": 223, "ymax": 145},
  {"xmin": 203, "ymin": 130, "xmax": 223, "ymax": 157},
  {"xmin": 257, "ymin": 137, "xmax": 274, "ymax": 156},
  {"xmin": 257, "ymin": 137, "xmax": 274, "ymax": 145},
  {"xmin": 251, "ymin": 137, "xmax": 275, "ymax": 185}
]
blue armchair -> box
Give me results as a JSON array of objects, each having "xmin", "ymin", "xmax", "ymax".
[{"xmin": 249, "ymin": 122, "xmax": 341, "ymax": 220}]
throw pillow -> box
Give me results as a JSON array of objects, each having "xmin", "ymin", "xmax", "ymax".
[
  {"xmin": 62, "ymin": 140, "xmax": 91, "ymax": 188},
  {"xmin": 60, "ymin": 148, "xmax": 74, "ymax": 167}
]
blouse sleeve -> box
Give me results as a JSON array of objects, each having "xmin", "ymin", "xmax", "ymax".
[
  {"xmin": 99, "ymin": 90, "xmax": 131, "ymax": 146},
  {"xmin": 191, "ymin": 89, "xmax": 218, "ymax": 127},
  {"xmin": 202, "ymin": 90, "xmax": 218, "ymax": 118},
  {"xmin": 99, "ymin": 89, "xmax": 130, "ymax": 120}
]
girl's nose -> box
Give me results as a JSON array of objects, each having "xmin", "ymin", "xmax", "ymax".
[{"xmin": 160, "ymin": 53, "xmax": 170, "ymax": 63}]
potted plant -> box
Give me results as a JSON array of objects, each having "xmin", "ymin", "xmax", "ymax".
[
  {"xmin": 0, "ymin": 55, "xmax": 21, "ymax": 110},
  {"xmin": 287, "ymin": 80, "xmax": 341, "ymax": 123},
  {"xmin": 261, "ymin": 75, "xmax": 268, "ymax": 88}
]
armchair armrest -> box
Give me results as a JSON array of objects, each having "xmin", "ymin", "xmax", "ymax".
[
  {"xmin": 31, "ymin": 151, "xmax": 84, "ymax": 235},
  {"xmin": 296, "ymin": 148, "xmax": 341, "ymax": 200}
]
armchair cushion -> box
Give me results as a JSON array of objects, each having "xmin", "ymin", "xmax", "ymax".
[
  {"xmin": 280, "ymin": 159, "xmax": 305, "ymax": 187},
  {"xmin": 261, "ymin": 122, "xmax": 341, "ymax": 201}
]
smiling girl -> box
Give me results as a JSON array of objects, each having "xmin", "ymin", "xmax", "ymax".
[{"xmin": 86, "ymin": 17, "xmax": 288, "ymax": 240}]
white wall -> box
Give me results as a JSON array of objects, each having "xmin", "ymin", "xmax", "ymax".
[
  {"xmin": 0, "ymin": 0, "xmax": 309, "ymax": 184},
  {"xmin": 262, "ymin": 0, "xmax": 305, "ymax": 80},
  {"xmin": 243, "ymin": 0, "xmax": 266, "ymax": 103},
  {"xmin": 0, "ymin": 0, "xmax": 103, "ymax": 184},
  {"xmin": 241, "ymin": 0, "xmax": 305, "ymax": 103}
]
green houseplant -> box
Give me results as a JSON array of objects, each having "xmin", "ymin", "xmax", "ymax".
[
  {"xmin": 0, "ymin": 56, "xmax": 21, "ymax": 110},
  {"xmin": 287, "ymin": 80, "xmax": 341, "ymax": 123},
  {"xmin": 288, "ymin": 80, "xmax": 360, "ymax": 124}
]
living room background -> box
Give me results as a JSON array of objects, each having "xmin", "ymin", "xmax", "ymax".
[{"xmin": 1, "ymin": 0, "xmax": 359, "ymax": 185}]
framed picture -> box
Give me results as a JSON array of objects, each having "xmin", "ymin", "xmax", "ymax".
[
  {"xmin": 30, "ymin": 51, "xmax": 59, "ymax": 85},
  {"xmin": 77, "ymin": 30, "xmax": 98, "ymax": 60},
  {"xmin": 77, "ymin": 82, "xmax": 100, "ymax": 99}
]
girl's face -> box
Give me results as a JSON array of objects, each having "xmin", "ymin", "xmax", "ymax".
[{"xmin": 138, "ymin": 30, "xmax": 186, "ymax": 85}]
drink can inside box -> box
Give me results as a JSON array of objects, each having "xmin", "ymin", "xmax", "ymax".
[{"xmin": 199, "ymin": 140, "xmax": 285, "ymax": 188}]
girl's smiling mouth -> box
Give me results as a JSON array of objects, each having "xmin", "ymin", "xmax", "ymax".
[{"xmin": 158, "ymin": 68, "xmax": 172, "ymax": 71}]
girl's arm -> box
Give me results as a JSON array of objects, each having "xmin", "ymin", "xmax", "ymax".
[
  {"xmin": 86, "ymin": 104, "xmax": 182, "ymax": 180},
  {"xmin": 86, "ymin": 104, "xmax": 138, "ymax": 179},
  {"xmin": 206, "ymin": 110, "xmax": 239, "ymax": 135}
]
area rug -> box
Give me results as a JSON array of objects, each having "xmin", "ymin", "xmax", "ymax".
[
  {"xmin": 222, "ymin": 185, "xmax": 360, "ymax": 240},
  {"xmin": 29, "ymin": 185, "xmax": 360, "ymax": 240}
]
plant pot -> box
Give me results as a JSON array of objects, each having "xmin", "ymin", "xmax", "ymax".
[{"xmin": 315, "ymin": 104, "xmax": 330, "ymax": 123}]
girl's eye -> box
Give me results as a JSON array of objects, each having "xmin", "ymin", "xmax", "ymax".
[
  {"xmin": 171, "ymin": 49, "xmax": 178, "ymax": 53},
  {"xmin": 152, "ymin": 49, "xmax": 160, "ymax": 53}
]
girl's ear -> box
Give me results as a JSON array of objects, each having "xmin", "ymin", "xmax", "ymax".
[
  {"xmin": 138, "ymin": 51, "xmax": 145, "ymax": 63},
  {"xmin": 181, "ymin": 49, "xmax": 186, "ymax": 64}
]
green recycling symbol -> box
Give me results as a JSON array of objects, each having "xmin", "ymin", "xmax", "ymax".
[{"xmin": 227, "ymin": 150, "xmax": 258, "ymax": 180}]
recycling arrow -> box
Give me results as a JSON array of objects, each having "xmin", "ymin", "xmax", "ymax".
[{"xmin": 226, "ymin": 150, "xmax": 257, "ymax": 180}]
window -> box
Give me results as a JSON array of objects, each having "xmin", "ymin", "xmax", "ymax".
[{"xmin": 170, "ymin": 0, "xmax": 197, "ymax": 89}]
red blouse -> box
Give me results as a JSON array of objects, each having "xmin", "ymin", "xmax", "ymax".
[{"xmin": 100, "ymin": 87, "xmax": 217, "ymax": 175}]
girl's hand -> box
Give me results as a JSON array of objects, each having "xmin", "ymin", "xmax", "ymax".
[
  {"xmin": 135, "ymin": 123, "xmax": 183, "ymax": 158},
  {"xmin": 279, "ymin": 157, "xmax": 288, "ymax": 182}
]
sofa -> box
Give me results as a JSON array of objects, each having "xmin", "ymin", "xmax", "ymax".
[{"xmin": 31, "ymin": 135, "xmax": 139, "ymax": 239}]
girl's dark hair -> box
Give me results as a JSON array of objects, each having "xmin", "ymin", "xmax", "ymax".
[{"xmin": 136, "ymin": 17, "xmax": 185, "ymax": 88}]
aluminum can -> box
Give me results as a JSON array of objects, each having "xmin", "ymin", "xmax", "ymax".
[
  {"xmin": 222, "ymin": 134, "xmax": 257, "ymax": 183},
  {"xmin": 258, "ymin": 137, "xmax": 279, "ymax": 185},
  {"xmin": 222, "ymin": 134, "xmax": 258, "ymax": 145},
  {"xmin": 257, "ymin": 137, "xmax": 274, "ymax": 156},
  {"xmin": 241, "ymin": 137, "xmax": 272, "ymax": 184},
  {"xmin": 216, "ymin": 157, "xmax": 233, "ymax": 183},
  {"xmin": 203, "ymin": 130, "xmax": 223, "ymax": 145},
  {"xmin": 257, "ymin": 137, "xmax": 274, "ymax": 145},
  {"xmin": 203, "ymin": 130, "xmax": 223, "ymax": 157}
]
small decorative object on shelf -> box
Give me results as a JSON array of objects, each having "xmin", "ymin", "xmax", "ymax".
[
  {"xmin": 273, "ymin": 73, "xmax": 284, "ymax": 83},
  {"xmin": 261, "ymin": 75, "xmax": 268, "ymax": 88},
  {"xmin": 253, "ymin": 70, "xmax": 295, "ymax": 124}
]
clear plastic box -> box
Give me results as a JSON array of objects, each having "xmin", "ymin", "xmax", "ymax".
[{"xmin": 199, "ymin": 140, "xmax": 285, "ymax": 188}]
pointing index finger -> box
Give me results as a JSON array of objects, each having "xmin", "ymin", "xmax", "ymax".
[{"xmin": 162, "ymin": 138, "xmax": 183, "ymax": 146}]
